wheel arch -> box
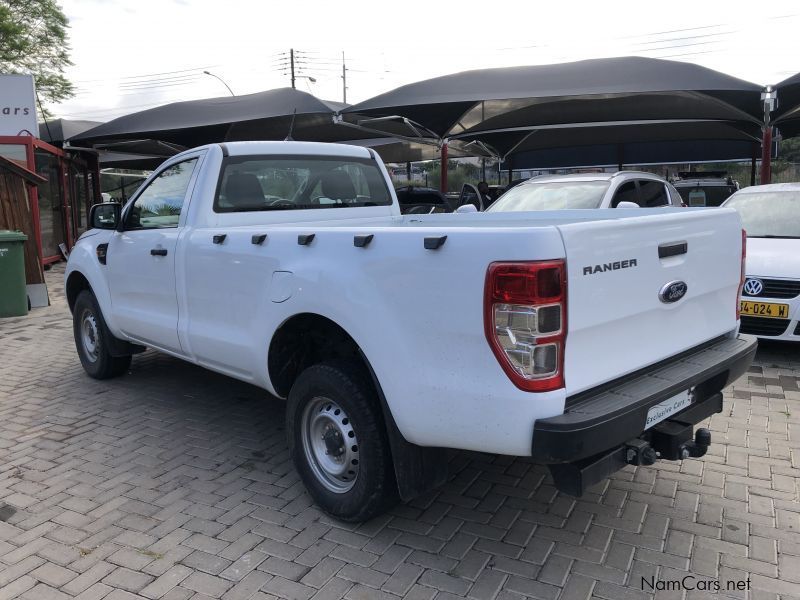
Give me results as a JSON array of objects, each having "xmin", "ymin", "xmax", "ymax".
[
  {"xmin": 267, "ymin": 312, "xmax": 365, "ymax": 400},
  {"xmin": 66, "ymin": 268, "xmax": 144, "ymax": 358},
  {"xmin": 268, "ymin": 312, "xmax": 448, "ymax": 501},
  {"xmin": 66, "ymin": 270, "xmax": 92, "ymax": 314}
]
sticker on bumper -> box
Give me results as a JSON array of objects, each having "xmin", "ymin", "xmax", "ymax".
[{"xmin": 645, "ymin": 390, "xmax": 692, "ymax": 430}]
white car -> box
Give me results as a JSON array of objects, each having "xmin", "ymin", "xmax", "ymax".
[
  {"xmin": 486, "ymin": 171, "xmax": 685, "ymax": 212},
  {"xmin": 723, "ymin": 183, "xmax": 800, "ymax": 341}
]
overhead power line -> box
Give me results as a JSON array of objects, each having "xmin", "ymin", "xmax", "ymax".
[{"xmin": 72, "ymin": 65, "xmax": 216, "ymax": 85}]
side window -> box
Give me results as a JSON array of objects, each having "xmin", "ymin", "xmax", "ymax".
[
  {"xmin": 610, "ymin": 181, "xmax": 638, "ymax": 207},
  {"xmin": 125, "ymin": 158, "xmax": 198, "ymax": 229},
  {"xmin": 638, "ymin": 180, "xmax": 669, "ymax": 207}
]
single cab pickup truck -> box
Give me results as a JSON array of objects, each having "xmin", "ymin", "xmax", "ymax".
[{"xmin": 66, "ymin": 141, "xmax": 756, "ymax": 521}]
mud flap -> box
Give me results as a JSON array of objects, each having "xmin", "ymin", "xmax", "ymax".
[
  {"xmin": 359, "ymin": 351, "xmax": 448, "ymax": 501},
  {"xmin": 383, "ymin": 412, "xmax": 448, "ymax": 502}
]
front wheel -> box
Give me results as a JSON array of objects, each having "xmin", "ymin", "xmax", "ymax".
[
  {"xmin": 286, "ymin": 361, "xmax": 398, "ymax": 521},
  {"xmin": 73, "ymin": 290, "xmax": 132, "ymax": 379}
]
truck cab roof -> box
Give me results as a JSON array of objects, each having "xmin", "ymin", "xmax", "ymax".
[{"xmin": 173, "ymin": 140, "xmax": 378, "ymax": 161}]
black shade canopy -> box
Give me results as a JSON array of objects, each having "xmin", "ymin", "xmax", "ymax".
[
  {"xmin": 492, "ymin": 119, "xmax": 759, "ymax": 170},
  {"xmin": 97, "ymin": 150, "xmax": 167, "ymax": 170},
  {"xmin": 72, "ymin": 88, "xmax": 356, "ymax": 148},
  {"xmin": 775, "ymin": 71, "xmax": 800, "ymax": 138},
  {"xmin": 38, "ymin": 119, "xmax": 102, "ymax": 145},
  {"xmin": 504, "ymin": 139, "xmax": 757, "ymax": 171},
  {"xmin": 343, "ymin": 57, "xmax": 764, "ymax": 143},
  {"xmin": 461, "ymin": 119, "xmax": 761, "ymax": 159}
]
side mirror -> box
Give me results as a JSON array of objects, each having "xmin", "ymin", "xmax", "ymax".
[
  {"xmin": 455, "ymin": 204, "xmax": 478, "ymax": 213},
  {"xmin": 89, "ymin": 202, "xmax": 121, "ymax": 230},
  {"xmin": 616, "ymin": 201, "xmax": 640, "ymax": 209}
]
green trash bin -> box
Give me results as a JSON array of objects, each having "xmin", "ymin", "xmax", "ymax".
[{"xmin": 0, "ymin": 230, "xmax": 28, "ymax": 317}]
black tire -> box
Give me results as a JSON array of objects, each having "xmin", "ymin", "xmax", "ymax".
[
  {"xmin": 72, "ymin": 290, "xmax": 132, "ymax": 379},
  {"xmin": 286, "ymin": 360, "xmax": 398, "ymax": 521}
]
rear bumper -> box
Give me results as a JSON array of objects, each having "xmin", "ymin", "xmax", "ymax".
[{"xmin": 531, "ymin": 334, "xmax": 757, "ymax": 464}]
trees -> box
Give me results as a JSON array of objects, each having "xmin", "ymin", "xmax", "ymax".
[
  {"xmin": 778, "ymin": 137, "xmax": 800, "ymax": 163},
  {"xmin": 0, "ymin": 0, "xmax": 75, "ymax": 107}
]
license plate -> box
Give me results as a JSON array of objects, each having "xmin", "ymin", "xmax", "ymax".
[
  {"xmin": 740, "ymin": 300, "xmax": 789, "ymax": 318},
  {"xmin": 645, "ymin": 390, "xmax": 692, "ymax": 430}
]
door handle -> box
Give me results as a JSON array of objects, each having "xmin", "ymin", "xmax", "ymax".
[
  {"xmin": 658, "ymin": 241, "xmax": 688, "ymax": 258},
  {"xmin": 150, "ymin": 248, "xmax": 168, "ymax": 256}
]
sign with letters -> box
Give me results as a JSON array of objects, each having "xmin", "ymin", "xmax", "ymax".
[{"xmin": 0, "ymin": 74, "xmax": 39, "ymax": 137}]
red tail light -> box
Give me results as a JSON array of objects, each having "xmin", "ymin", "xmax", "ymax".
[
  {"xmin": 736, "ymin": 230, "xmax": 746, "ymax": 320},
  {"xmin": 484, "ymin": 261, "xmax": 567, "ymax": 392}
]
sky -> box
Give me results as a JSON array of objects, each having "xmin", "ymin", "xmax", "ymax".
[{"xmin": 50, "ymin": 0, "xmax": 800, "ymax": 124}]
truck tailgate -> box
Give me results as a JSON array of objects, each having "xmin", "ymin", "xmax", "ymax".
[{"xmin": 557, "ymin": 208, "xmax": 743, "ymax": 395}]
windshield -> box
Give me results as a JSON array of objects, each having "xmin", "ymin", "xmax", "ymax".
[
  {"xmin": 487, "ymin": 180, "xmax": 610, "ymax": 212},
  {"xmin": 724, "ymin": 191, "xmax": 800, "ymax": 238},
  {"xmin": 214, "ymin": 155, "xmax": 392, "ymax": 212}
]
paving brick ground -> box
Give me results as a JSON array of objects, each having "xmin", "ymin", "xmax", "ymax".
[{"xmin": 1, "ymin": 262, "xmax": 799, "ymax": 600}]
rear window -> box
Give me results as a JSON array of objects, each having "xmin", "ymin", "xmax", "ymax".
[
  {"xmin": 487, "ymin": 180, "xmax": 609, "ymax": 211},
  {"xmin": 725, "ymin": 191, "xmax": 800, "ymax": 238},
  {"xmin": 214, "ymin": 155, "xmax": 392, "ymax": 212},
  {"xmin": 675, "ymin": 184, "xmax": 735, "ymax": 207}
]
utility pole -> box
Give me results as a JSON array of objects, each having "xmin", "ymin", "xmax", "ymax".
[
  {"xmin": 290, "ymin": 48, "xmax": 296, "ymax": 89},
  {"xmin": 341, "ymin": 51, "xmax": 347, "ymax": 103}
]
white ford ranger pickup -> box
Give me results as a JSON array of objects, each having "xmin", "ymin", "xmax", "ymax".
[{"xmin": 65, "ymin": 141, "xmax": 756, "ymax": 521}]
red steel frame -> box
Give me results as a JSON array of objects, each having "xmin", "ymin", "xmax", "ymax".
[{"xmin": 0, "ymin": 134, "xmax": 97, "ymax": 265}]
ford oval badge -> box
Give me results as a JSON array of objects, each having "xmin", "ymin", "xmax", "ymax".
[{"xmin": 659, "ymin": 281, "xmax": 688, "ymax": 304}]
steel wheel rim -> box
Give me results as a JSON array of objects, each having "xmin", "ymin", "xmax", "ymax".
[
  {"xmin": 301, "ymin": 396, "xmax": 360, "ymax": 493},
  {"xmin": 80, "ymin": 309, "xmax": 100, "ymax": 363}
]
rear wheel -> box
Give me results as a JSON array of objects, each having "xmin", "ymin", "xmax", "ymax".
[
  {"xmin": 287, "ymin": 361, "xmax": 397, "ymax": 521},
  {"xmin": 73, "ymin": 290, "xmax": 132, "ymax": 379}
]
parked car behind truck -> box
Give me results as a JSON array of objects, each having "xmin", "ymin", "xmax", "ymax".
[
  {"xmin": 723, "ymin": 183, "xmax": 800, "ymax": 340},
  {"xmin": 66, "ymin": 141, "xmax": 755, "ymax": 521},
  {"xmin": 487, "ymin": 171, "xmax": 684, "ymax": 211}
]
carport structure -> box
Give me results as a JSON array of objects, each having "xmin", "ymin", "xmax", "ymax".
[
  {"xmin": 340, "ymin": 57, "xmax": 768, "ymax": 190},
  {"xmin": 70, "ymin": 88, "xmax": 489, "ymax": 167},
  {"xmin": 774, "ymin": 71, "xmax": 800, "ymax": 140},
  {"xmin": 72, "ymin": 88, "xmax": 351, "ymax": 150}
]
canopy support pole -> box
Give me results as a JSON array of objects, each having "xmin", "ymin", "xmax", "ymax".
[
  {"xmin": 440, "ymin": 142, "xmax": 448, "ymax": 193},
  {"xmin": 750, "ymin": 142, "xmax": 758, "ymax": 186},
  {"xmin": 760, "ymin": 127, "xmax": 772, "ymax": 185},
  {"xmin": 760, "ymin": 87, "xmax": 776, "ymax": 185}
]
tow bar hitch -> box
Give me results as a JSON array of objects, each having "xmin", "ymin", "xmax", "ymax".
[{"xmin": 549, "ymin": 423, "xmax": 713, "ymax": 497}]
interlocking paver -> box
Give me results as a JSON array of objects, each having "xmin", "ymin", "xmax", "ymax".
[
  {"xmin": 0, "ymin": 262, "xmax": 799, "ymax": 600},
  {"xmin": 101, "ymin": 566, "xmax": 154, "ymax": 593}
]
